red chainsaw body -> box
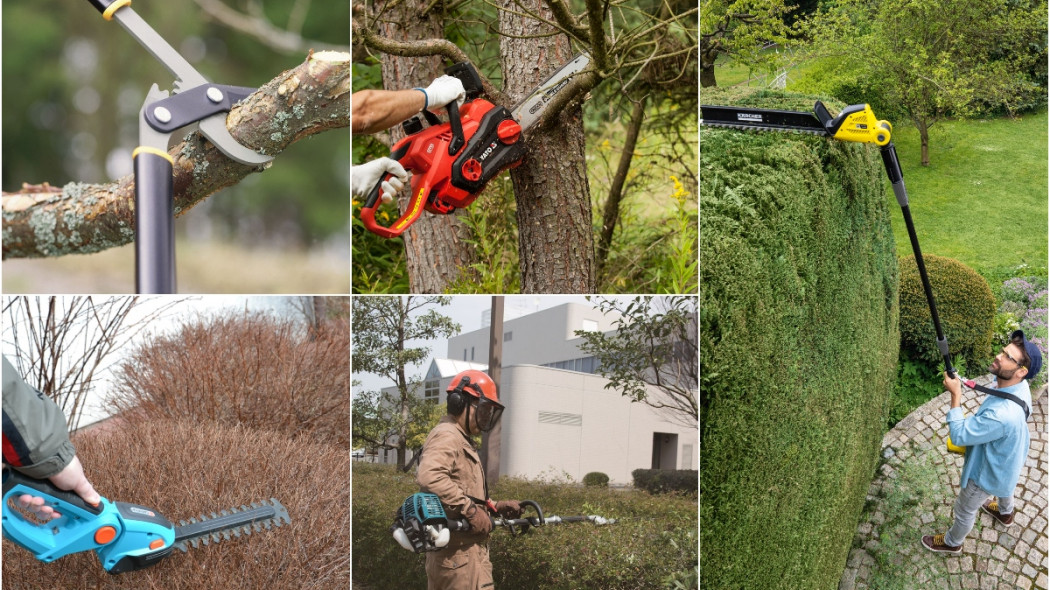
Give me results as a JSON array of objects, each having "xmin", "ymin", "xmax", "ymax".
[{"xmin": 360, "ymin": 98, "xmax": 526, "ymax": 238}]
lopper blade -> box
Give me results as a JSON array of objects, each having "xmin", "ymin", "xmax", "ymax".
[{"xmin": 173, "ymin": 498, "xmax": 290, "ymax": 552}]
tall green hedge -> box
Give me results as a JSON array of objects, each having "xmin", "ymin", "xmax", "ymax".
[{"xmin": 700, "ymin": 89, "xmax": 899, "ymax": 589}]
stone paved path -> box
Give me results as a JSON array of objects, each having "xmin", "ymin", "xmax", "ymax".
[{"xmin": 840, "ymin": 378, "xmax": 1048, "ymax": 590}]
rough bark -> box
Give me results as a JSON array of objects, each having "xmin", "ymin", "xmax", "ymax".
[
  {"xmin": 367, "ymin": 0, "xmax": 477, "ymax": 294},
  {"xmin": 499, "ymin": 0, "xmax": 595, "ymax": 293},
  {"xmin": 3, "ymin": 52, "xmax": 350, "ymax": 259}
]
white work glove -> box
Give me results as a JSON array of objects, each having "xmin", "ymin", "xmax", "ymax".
[
  {"xmin": 352, "ymin": 157, "xmax": 409, "ymax": 204},
  {"xmin": 420, "ymin": 75, "xmax": 466, "ymax": 112}
]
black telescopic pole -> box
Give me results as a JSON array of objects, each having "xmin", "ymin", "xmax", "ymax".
[{"xmin": 880, "ymin": 143, "xmax": 954, "ymax": 377}]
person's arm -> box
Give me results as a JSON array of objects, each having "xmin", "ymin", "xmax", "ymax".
[
  {"xmin": 351, "ymin": 89, "xmax": 426, "ymax": 135},
  {"xmin": 416, "ymin": 430, "xmax": 473, "ymax": 517},
  {"xmin": 3, "ymin": 356, "xmax": 100, "ymax": 517}
]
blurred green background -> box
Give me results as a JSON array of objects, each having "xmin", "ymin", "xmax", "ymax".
[{"xmin": 2, "ymin": 0, "xmax": 350, "ymax": 293}]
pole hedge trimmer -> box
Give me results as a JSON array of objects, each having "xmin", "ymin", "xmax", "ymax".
[
  {"xmin": 701, "ymin": 101, "xmax": 1031, "ymax": 452},
  {"xmin": 83, "ymin": 0, "xmax": 274, "ymax": 293},
  {"xmin": 390, "ymin": 492, "xmax": 615, "ymax": 553},
  {"xmin": 360, "ymin": 54, "xmax": 591, "ymax": 238},
  {"xmin": 2, "ymin": 469, "xmax": 290, "ymax": 574}
]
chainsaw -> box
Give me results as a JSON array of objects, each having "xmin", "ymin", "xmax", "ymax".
[
  {"xmin": 360, "ymin": 54, "xmax": 591, "ymax": 238},
  {"xmin": 702, "ymin": 101, "xmax": 1032, "ymax": 453},
  {"xmin": 2, "ymin": 469, "xmax": 290, "ymax": 574},
  {"xmin": 390, "ymin": 492, "xmax": 615, "ymax": 553}
]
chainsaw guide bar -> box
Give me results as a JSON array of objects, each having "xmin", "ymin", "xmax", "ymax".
[{"xmin": 173, "ymin": 498, "xmax": 290, "ymax": 552}]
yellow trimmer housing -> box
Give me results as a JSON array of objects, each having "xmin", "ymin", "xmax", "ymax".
[
  {"xmin": 946, "ymin": 435, "xmax": 966, "ymax": 455},
  {"xmin": 822, "ymin": 103, "xmax": 893, "ymax": 146}
]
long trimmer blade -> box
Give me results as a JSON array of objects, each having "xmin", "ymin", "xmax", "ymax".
[
  {"xmin": 701, "ymin": 105, "xmax": 829, "ymax": 137},
  {"xmin": 173, "ymin": 498, "xmax": 290, "ymax": 552}
]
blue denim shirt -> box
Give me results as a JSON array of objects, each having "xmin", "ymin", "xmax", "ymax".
[{"xmin": 946, "ymin": 380, "xmax": 1031, "ymax": 498}]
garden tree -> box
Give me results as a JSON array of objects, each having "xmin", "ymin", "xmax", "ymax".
[
  {"xmin": 1, "ymin": 52, "xmax": 349, "ymax": 258},
  {"xmin": 353, "ymin": 0, "xmax": 696, "ymax": 293},
  {"xmin": 351, "ymin": 384, "xmax": 444, "ymax": 469},
  {"xmin": 803, "ymin": 0, "xmax": 1047, "ymax": 165},
  {"xmin": 351, "ymin": 296, "xmax": 460, "ymax": 469},
  {"xmin": 700, "ymin": 0, "xmax": 791, "ymax": 88},
  {"xmin": 2, "ymin": 296, "xmax": 181, "ymax": 430},
  {"xmin": 576, "ymin": 296, "xmax": 698, "ymax": 429}
]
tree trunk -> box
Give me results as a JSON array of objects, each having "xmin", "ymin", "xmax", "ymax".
[
  {"xmin": 700, "ymin": 39, "xmax": 719, "ymax": 88},
  {"xmin": 374, "ymin": 0, "xmax": 476, "ymax": 293},
  {"xmin": 919, "ymin": 122, "xmax": 930, "ymax": 166},
  {"xmin": 499, "ymin": 0, "xmax": 595, "ymax": 293}
]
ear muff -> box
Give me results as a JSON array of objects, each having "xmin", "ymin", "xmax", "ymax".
[{"xmin": 446, "ymin": 376, "xmax": 472, "ymax": 416}]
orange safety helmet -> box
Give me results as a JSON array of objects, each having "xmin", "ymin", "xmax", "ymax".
[{"xmin": 446, "ymin": 370, "xmax": 503, "ymax": 431}]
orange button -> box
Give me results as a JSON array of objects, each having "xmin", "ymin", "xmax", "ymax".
[
  {"xmin": 94, "ymin": 526, "xmax": 117, "ymax": 545},
  {"xmin": 497, "ymin": 119, "xmax": 521, "ymax": 145},
  {"xmin": 149, "ymin": 539, "xmax": 165, "ymax": 550}
]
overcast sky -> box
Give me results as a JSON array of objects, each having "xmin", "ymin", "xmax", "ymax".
[{"xmin": 351, "ymin": 295, "xmax": 630, "ymax": 394}]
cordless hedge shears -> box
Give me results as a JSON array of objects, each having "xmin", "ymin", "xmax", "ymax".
[
  {"xmin": 2, "ymin": 469, "xmax": 289, "ymax": 574},
  {"xmin": 84, "ymin": 0, "xmax": 273, "ymax": 293},
  {"xmin": 702, "ymin": 101, "xmax": 1032, "ymax": 453},
  {"xmin": 360, "ymin": 54, "xmax": 591, "ymax": 238}
]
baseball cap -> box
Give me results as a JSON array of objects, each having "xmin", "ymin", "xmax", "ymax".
[{"xmin": 1011, "ymin": 329, "xmax": 1042, "ymax": 381}]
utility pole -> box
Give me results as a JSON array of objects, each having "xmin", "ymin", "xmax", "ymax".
[{"xmin": 482, "ymin": 296, "xmax": 503, "ymax": 487}]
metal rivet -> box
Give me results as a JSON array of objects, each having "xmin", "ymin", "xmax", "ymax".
[
  {"xmin": 153, "ymin": 107, "xmax": 172, "ymax": 123},
  {"xmin": 207, "ymin": 87, "xmax": 224, "ymax": 103}
]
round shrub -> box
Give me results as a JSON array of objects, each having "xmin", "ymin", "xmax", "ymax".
[
  {"xmin": 701, "ymin": 88, "xmax": 899, "ymax": 589},
  {"xmin": 3, "ymin": 420, "xmax": 348, "ymax": 590},
  {"xmin": 899, "ymin": 254, "xmax": 995, "ymax": 374},
  {"xmin": 583, "ymin": 471, "xmax": 610, "ymax": 487}
]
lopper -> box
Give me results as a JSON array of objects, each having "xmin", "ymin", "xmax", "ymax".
[{"xmin": 84, "ymin": 0, "xmax": 273, "ymax": 293}]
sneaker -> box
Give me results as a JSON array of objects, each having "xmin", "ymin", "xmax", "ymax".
[
  {"xmin": 981, "ymin": 500, "xmax": 1016, "ymax": 527},
  {"xmin": 921, "ymin": 534, "xmax": 962, "ymax": 554}
]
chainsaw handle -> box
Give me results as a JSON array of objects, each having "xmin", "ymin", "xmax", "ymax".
[{"xmin": 361, "ymin": 177, "xmax": 429, "ymax": 239}]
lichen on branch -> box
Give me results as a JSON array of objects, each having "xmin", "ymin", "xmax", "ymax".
[{"xmin": 2, "ymin": 51, "xmax": 350, "ymax": 260}]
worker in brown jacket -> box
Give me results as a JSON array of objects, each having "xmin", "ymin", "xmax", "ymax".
[{"xmin": 417, "ymin": 370, "xmax": 522, "ymax": 590}]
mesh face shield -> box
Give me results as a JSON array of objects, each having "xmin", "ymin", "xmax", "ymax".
[{"xmin": 472, "ymin": 396, "xmax": 504, "ymax": 432}]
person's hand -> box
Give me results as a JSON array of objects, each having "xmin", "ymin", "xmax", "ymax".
[
  {"xmin": 351, "ymin": 157, "xmax": 408, "ymax": 204},
  {"xmin": 17, "ymin": 456, "xmax": 100, "ymax": 521},
  {"xmin": 944, "ymin": 372, "xmax": 963, "ymax": 407},
  {"xmin": 494, "ymin": 500, "xmax": 523, "ymax": 519},
  {"xmin": 464, "ymin": 502, "xmax": 493, "ymax": 534},
  {"xmin": 422, "ymin": 75, "xmax": 466, "ymax": 112}
]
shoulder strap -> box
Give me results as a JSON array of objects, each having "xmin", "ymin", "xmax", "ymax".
[{"xmin": 971, "ymin": 382, "xmax": 1030, "ymax": 420}]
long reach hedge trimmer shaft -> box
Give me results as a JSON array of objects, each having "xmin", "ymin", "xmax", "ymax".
[
  {"xmin": 390, "ymin": 493, "xmax": 616, "ymax": 553},
  {"xmin": 701, "ymin": 101, "xmax": 956, "ymax": 377}
]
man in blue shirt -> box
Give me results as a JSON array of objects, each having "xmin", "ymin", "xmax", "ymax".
[{"xmin": 922, "ymin": 330, "xmax": 1043, "ymax": 553}]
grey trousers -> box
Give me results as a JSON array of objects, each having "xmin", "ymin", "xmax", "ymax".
[{"xmin": 944, "ymin": 479, "xmax": 1014, "ymax": 547}]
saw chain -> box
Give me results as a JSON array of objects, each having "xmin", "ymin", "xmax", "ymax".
[{"xmin": 2, "ymin": 469, "xmax": 290, "ymax": 574}]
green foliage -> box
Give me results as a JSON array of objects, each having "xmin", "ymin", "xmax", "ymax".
[
  {"xmin": 898, "ymin": 254, "xmax": 995, "ymax": 375},
  {"xmin": 889, "ymin": 356, "xmax": 942, "ymax": 428},
  {"xmin": 700, "ymin": 88, "xmax": 899, "ymax": 589},
  {"xmin": 701, "ymin": 0, "xmax": 793, "ymax": 86},
  {"xmin": 445, "ymin": 176, "xmax": 521, "ymax": 294},
  {"xmin": 631, "ymin": 469, "xmax": 697, "ymax": 496},
  {"xmin": 800, "ymin": 0, "xmax": 1047, "ymax": 162},
  {"xmin": 582, "ymin": 472, "xmax": 610, "ymax": 487},
  {"xmin": 352, "ymin": 463, "xmax": 697, "ymax": 590},
  {"xmin": 995, "ymin": 275, "xmax": 1048, "ymax": 387}
]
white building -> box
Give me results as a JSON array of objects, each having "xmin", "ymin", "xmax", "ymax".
[{"xmin": 373, "ymin": 303, "xmax": 698, "ymax": 485}]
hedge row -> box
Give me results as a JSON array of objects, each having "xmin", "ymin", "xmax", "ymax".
[
  {"xmin": 351, "ymin": 463, "xmax": 697, "ymax": 589},
  {"xmin": 631, "ymin": 469, "xmax": 697, "ymax": 495},
  {"xmin": 700, "ymin": 88, "xmax": 899, "ymax": 589}
]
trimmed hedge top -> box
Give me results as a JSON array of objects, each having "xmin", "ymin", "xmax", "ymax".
[{"xmin": 701, "ymin": 88, "xmax": 899, "ymax": 589}]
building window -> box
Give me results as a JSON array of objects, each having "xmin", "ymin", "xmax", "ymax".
[
  {"xmin": 471, "ymin": 346, "xmax": 475, "ymax": 361},
  {"xmin": 504, "ymin": 331, "xmax": 513, "ymax": 342},
  {"xmin": 424, "ymin": 379, "xmax": 439, "ymax": 403},
  {"xmin": 463, "ymin": 349, "xmax": 467, "ymax": 361}
]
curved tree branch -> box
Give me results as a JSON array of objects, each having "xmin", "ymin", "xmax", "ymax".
[{"xmin": 3, "ymin": 51, "xmax": 349, "ymax": 260}]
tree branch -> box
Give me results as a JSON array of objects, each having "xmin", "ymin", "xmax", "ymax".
[
  {"xmin": 192, "ymin": 0, "xmax": 350, "ymax": 55},
  {"xmin": 2, "ymin": 51, "xmax": 349, "ymax": 260}
]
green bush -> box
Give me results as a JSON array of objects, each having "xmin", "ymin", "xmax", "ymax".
[
  {"xmin": 582, "ymin": 471, "xmax": 610, "ymax": 487},
  {"xmin": 631, "ymin": 469, "xmax": 697, "ymax": 496},
  {"xmin": 352, "ymin": 463, "xmax": 696, "ymax": 590},
  {"xmin": 899, "ymin": 254, "xmax": 995, "ymax": 375},
  {"xmin": 700, "ymin": 88, "xmax": 899, "ymax": 589}
]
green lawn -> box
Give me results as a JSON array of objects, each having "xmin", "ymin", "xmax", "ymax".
[{"xmin": 884, "ymin": 112, "xmax": 1048, "ymax": 279}]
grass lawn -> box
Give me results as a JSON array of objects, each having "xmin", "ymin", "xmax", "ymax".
[{"xmin": 886, "ymin": 111, "xmax": 1048, "ymax": 279}]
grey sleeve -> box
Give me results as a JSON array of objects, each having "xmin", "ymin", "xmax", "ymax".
[{"xmin": 2, "ymin": 355, "xmax": 76, "ymax": 479}]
